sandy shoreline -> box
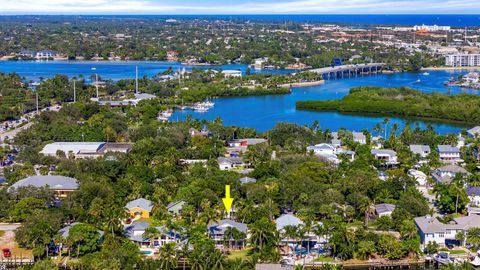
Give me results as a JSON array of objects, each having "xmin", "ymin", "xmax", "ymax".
[{"xmin": 279, "ymin": 80, "xmax": 325, "ymax": 88}]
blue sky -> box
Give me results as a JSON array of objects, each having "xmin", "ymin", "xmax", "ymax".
[{"xmin": 2, "ymin": 0, "xmax": 480, "ymax": 14}]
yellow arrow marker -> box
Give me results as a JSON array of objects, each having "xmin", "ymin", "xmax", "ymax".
[{"xmin": 222, "ymin": 185, "xmax": 234, "ymax": 214}]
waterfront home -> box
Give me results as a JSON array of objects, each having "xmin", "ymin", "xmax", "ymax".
[
  {"xmin": 126, "ymin": 198, "xmax": 154, "ymax": 219},
  {"xmin": 35, "ymin": 50, "xmax": 57, "ymax": 59},
  {"xmin": 218, "ymin": 157, "xmax": 246, "ymax": 171},
  {"xmin": 307, "ymin": 143, "xmax": 355, "ymax": 164},
  {"xmin": 124, "ymin": 222, "xmax": 181, "ymax": 250},
  {"xmin": 467, "ymin": 126, "xmax": 480, "ymax": 138},
  {"xmin": 208, "ymin": 219, "xmax": 248, "ymax": 250},
  {"xmin": 330, "ymin": 132, "xmax": 342, "ymax": 147},
  {"xmin": 167, "ymin": 200, "xmax": 186, "ymax": 216},
  {"xmin": 431, "ymin": 164, "xmax": 469, "ymax": 184},
  {"xmin": 57, "ymin": 222, "xmax": 104, "ymax": 253},
  {"xmin": 239, "ymin": 176, "xmax": 257, "ymax": 185},
  {"xmin": 371, "ymin": 149, "xmax": 398, "ymax": 165},
  {"xmin": 189, "ymin": 128, "xmax": 208, "ymax": 138},
  {"xmin": 374, "ymin": 203, "xmax": 396, "ymax": 217},
  {"xmin": 414, "ymin": 215, "xmax": 480, "ymax": 248},
  {"xmin": 40, "ymin": 142, "xmax": 132, "ymax": 159},
  {"xmin": 17, "ymin": 49, "xmax": 34, "ymax": 58},
  {"xmin": 409, "ymin": 145, "xmax": 431, "ymax": 159},
  {"xmin": 466, "ymin": 187, "xmax": 480, "ymax": 208},
  {"xmin": 457, "ymin": 135, "xmax": 465, "ymax": 149},
  {"xmin": 221, "ymin": 70, "xmax": 242, "ymax": 77},
  {"xmin": 275, "ymin": 214, "xmax": 304, "ymax": 232},
  {"xmin": 8, "ymin": 175, "xmax": 79, "ymax": 198},
  {"xmin": 352, "ymin": 132, "xmax": 367, "ymax": 145},
  {"xmin": 437, "ymin": 145, "xmax": 462, "ymax": 163},
  {"xmin": 408, "ymin": 169, "xmax": 428, "ymax": 186},
  {"xmin": 227, "ymin": 138, "xmax": 268, "ymax": 156}
]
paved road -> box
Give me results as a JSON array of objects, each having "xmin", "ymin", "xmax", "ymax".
[{"xmin": 0, "ymin": 123, "xmax": 32, "ymax": 142}]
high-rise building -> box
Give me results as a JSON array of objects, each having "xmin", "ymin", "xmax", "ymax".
[{"xmin": 445, "ymin": 54, "xmax": 480, "ymax": 67}]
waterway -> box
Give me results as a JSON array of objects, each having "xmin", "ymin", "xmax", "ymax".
[{"xmin": 0, "ymin": 61, "xmax": 479, "ymax": 134}]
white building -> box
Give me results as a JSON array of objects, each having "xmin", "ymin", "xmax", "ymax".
[
  {"xmin": 445, "ymin": 54, "xmax": 480, "ymax": 67},
  {"xmin": 409, "ymin": 145, "xmax": 431, "ymax": 159},
  {"xmin": 40, "ymin": 142, "xmax": 132, "ymax": 159},
  {"xmin": 467, "ymin": 126, "xmax": 480, "ymax": 138},
  {"xmin": 414, "ymin": 215, "xmax": 480, "ymax": 248},
  {"xmin": 431, "ymin": 164, "xmax": 469, "ymax": 184},
  {"xmin": 375, "ymin": 203, "xmax": 396, "ymax": 217},
  {"xmin": 413, "ymin": 24, "xmax": 451, "ymax": 32},
  {"xmin": 437, "ymin": 145, "xmax": 462, "ymax": 163},
  {"xmin": 371, "ymin": 149, "xmax": 398, "ymax": 164},
  {"xmin": 221, "ymin": 70, "xmax": 242, "ymax": 78},
  {"xmin": 352, "ymin": 132, "xmax": 367, "ymax": 145},
  {"xmin": 307, "ymin": 143, "xmax": 355, "ymax": 164},
  {"xmin": 408, "ymin": 169, "xmax": 428, "ymax": 186}
]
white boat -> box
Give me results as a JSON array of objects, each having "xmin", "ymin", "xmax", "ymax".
[
  {"xmin": 416, "ymin": 79, "xmax": 421, "ymax": 83},
  {"xmin": 471, "ymin": 256, "xmax": 480, "ymax": 267},
  {"xmin": 193, "ymin": 105, "xmax": 209, "ymax": 112},
  {"xmin": 423, "ymin": 72, "xmax": 430, "ymax": 76}
]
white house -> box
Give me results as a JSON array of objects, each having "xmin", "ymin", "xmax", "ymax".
[
  {"xmin": 218, "ymin": 157, "xmax": 245, "ymax": 171},
  {"xmin": 437, "ymin": 145, "xmax": 462, "ymax": 163},
  {"xmin": 352, "ymin": 132, "xmax": 366, "ymax": 145},
  {"xmin": 467, "ymin": 126, "xmax": 480, "ymax": 138},
  {"xmin": 431, "ymin": 164, "xmax": 469, "ymax": 184},
  {"xmin": 414, "ymin": 215, "xmax": 480, "ymax": 248},
  {"xmin": 208, "ymin": 219, "xmax": 248, "ymax": 249},
  {"xmin": 40, "ymin": 142, "xmax": 132, "ymax": 159},
  {"xmin": 371, "ymin": 149, "xmax": 398, "ymax": 164},
  {"xmin": 374, "ymin": 203, "xmax": 396, "ymax": 217},
  {"xmin": 307, "ymin": 143, "xmax": 355, "ymax": 164},
  {"xmin": 408, "ymin": 169, "xmax": 428, "ymax": 186},
  {"xmin": 123, "ymin": 222, "xmax": 181, "ymax": 250},
  {"xmin": 466, "ymin": 187, "xmax": 480, "ymax": 207},
  {"xmin": 221, "ymin": 70, "xmax": 242, "ymax": 78},
  {"xmin": 409, "ymin": 145, "xmax": 431, "ymax": 159}
]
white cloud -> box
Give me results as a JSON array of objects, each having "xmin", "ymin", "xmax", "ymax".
[{"xmin": 1, "ymin": 0, "xmax": 480, "ymax": 14}]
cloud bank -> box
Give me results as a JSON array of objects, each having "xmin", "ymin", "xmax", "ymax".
[{"xmin": 2, "ymin": 0, "xmax": 480, "ymax": 14}]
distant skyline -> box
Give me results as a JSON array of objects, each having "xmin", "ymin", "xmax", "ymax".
[{"xmin": 1, "ymin": 0, "xmax": 480, "ymax": 15}]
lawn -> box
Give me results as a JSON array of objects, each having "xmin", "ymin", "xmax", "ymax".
[
  {"xmin": 0, "ymin": 230, "xmax": 5, "ymax": 237},
  {"xmin": 227, "ymin": 249, "xmax": 251, "ymax": 261},
  {"xmin": 314, "ymin": 255, "xmax": 335, "ymax": 262},
  {"xmin": 448, "ymin": 250, "xmax": 467, "ymax": 255}
]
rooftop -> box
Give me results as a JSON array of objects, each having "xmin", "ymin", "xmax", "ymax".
[
  {"xmin": 125, "ymin": 198, "xmax": 154, "ymax": 212},
  {"xmin": 437, "ymin": 145, "xmax": 459, "ymax": 153},
  {"xmin": 9, "ymin": 175, "xmax": 79, "ymax": 191}
]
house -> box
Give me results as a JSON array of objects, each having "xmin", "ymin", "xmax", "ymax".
[
  {"xmin": 35, "ymin": 50, "xmax": 57, "ymax": 59},
  {"xmin": 17, "ymin": 50, "xmax": 34, "ymax": 58},
  {"xmin": 124, "ymin": 222, "xmax": 181, "ymax": 250},
  {"xmin": 189, "ymin": 128, "xmax": 208, "ymax": 137},
  {"xmin": 239, "ymin": 176, "xmax": 257, "ymax": 185},
  {"xmin": 414, "ymin": 215, "xmax": 480, "ymax": 247},
  {"xmin": 221, "ymin": 70, "xmax": 242, "ymax": 77},
  {"xmin": 126, "ymin": 198, "xmax": 154, "ymax": 219},
  {"xmin": 467, "ymin": 126, "xmax": 480, "ymax": 138},
  {"xmin": 307, "ymin": 143, "xmax": 355, "ymax": 164},
  {"xmin": 167, "ymin": 200, "xmax": 186, "ymax": 216},
  {"xmin": 409, "ymin": 145, "xmax": 431, "ymax": 159},
  {"xmin": 330, "ymin": 132, "xmax": 342, "ymax": 147},
  {"xmin": 275, "ymin": 214, "xmax": 304, "ymax": 232},
  {"xmin": 58, "ymin": 222, "xmax": 104, "ymax": 240},
  {"xmin": 40, "ymin": 142, "xmax": 132, "ymax": 159},
  {"xmin": 371, "ymin": 149, "xmax": 398, "ymax": 164},
  {"xmin": 208, "ymin": 219, "xmax": 248, "ymax": 249},
  {"xmin": 466, "ymin": 187, "xmax": 480, "ymax": 207},
  {"xmin": 227, "ymin": 138, "xmax": 268, "ymax": 156},
  {"xmin": 375, "ymin": 203, "xmax": 396, "ymax": 217},
  {"xmin": 437, "ymin": 145, "xmax": 462, "ymax": 163},
  {"xmin": 218, "ymin": 157, "xmax": 245, "ymax": 171},
  {"xmin": 8, "ymin": 175, "xmax": 79, "ymax": 198},
  {"xmin": 431, "ymin": 164, "xmax": 469, "ymax": 184},
  {"xmin": 408, "ymin": 169, "xmax": 428, "ymax": 186},
  {"xmin": 352, "ymin": 132, "xmax": 366, "ymax": 144}
]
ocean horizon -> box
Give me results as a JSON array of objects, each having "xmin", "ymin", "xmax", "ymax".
[{"xmin": 0, "ymin": 14, "xmax": 479, "ymax": 27}]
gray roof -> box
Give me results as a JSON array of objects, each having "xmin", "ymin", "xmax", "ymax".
[
  {"xmin": 208, "ymin": 219, "xmax": 248, "ymax": 235},
  {"xmin": 437, "ymin": 145, "xmax": 459, "ymax": 153},
  {"xmin": 123, "ymin": 221, "xmax": 181, "ymax": 242},
  {"xmin": 409, "ymin": 145, "xmax": 431, "ymax": 155},
  {"xmin": 437, "ymin": 164, "xmax": 469, "ymax": 174},
  {"xmin": 466, "ymin": 186, "xmax": 480, "ymax": 196},
  {"xmin": 167, "ymin": 200, "xmax": 186, "ymax": 210},
  {"xmin": 467, "ymin": 126, "xmax": 480, "ymax": 136},
  {"xmin": 239, "ymin": 177, "xmax": 257, "ymax": 184},
  {"xmin": 218, "ymin": 157, "xmax": 244, "ymax": 165},
  {"xmin": 307, "ymin": 143, "xmax": 335, "ymax": 151},
  {"xmin": 134, "ymin": 93, "xmax": 156, "ymax": 100},
  {"xmin": 371, "ymin": 149, "xmax": 397, "ymax": 156},
  {"xmin": 415, "ymin": 215, "xmax": 480, "ymax": 234},
  {"xmin": 375, "ymin": 203, "xmax": 396, "ymax": 214},
  {"xmin": 125, "ymin": 198, "xmax": 154, "ymax": 212},
  {"xmin": 9, "ymin": 175, "xmax": 79, "ymax": 191},
  {"xmin": 352, "ymin": 132, "xmax": 366, "ymax": 141},
  {"xmin": 275, "ymin": 214, "xmax": 303, "ymax": 231},
  {"xmin": 229, "ymin": 138, "xmax": 268, "ymax": 145},
  {"xmin": 58, "ymin": 222, "xmax": 104, "ymax": 239}
]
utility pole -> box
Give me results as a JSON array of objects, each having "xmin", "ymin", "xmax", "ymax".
[
  {"xmin": 95, "ymin": 73, "xmax": 99, "ymax": 98},
  {"xmin": 73, "ymin": 79, "xmax": 76, "ymax": 103},
  {"xmin": 135, "ymin": 66, "xmax": 139, "ymax": 94}
]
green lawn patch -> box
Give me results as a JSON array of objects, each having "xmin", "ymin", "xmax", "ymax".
[
  {"xmin": 314, "ymin": 255, "xmax": 335, "ymax": 262},
  {"xmin": 227, "ymin": 249, "xmax": 250, "ymax": 261},
  {"xmin": 0, "ymin": 230, "xmax": 5, "ymax": 237}
]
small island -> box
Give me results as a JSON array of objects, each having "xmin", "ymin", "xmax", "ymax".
[
  {"xmin": 296, "ymin": 86, "xmax": 480, "ymax": 124},
  {"xmin": 444, "ymin": 72, "xmax": 480, "ymax": 89}
]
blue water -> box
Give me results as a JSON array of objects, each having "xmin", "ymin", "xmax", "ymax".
[
  {"xmin": 153, "ymin": 14, "xmax": 480, "ymax": 27},
  {"xmin": 0, "ymin": 60, "xmax": 478, "ymax": 134},
  {"xmin": 5, "ymin": 15, "xmax": 479, "ymax": 27},
  {"xmin": 0, "ymin": 61, "xmax": 293, "ymax": 81},
  {"xmin": 172, "ymin": 70, "xmax": 480, "ymax": 134}
]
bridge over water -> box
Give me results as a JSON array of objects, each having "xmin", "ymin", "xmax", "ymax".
[{"xmin": 308, "ymin": 63, "xmax": 385, "ymax": 79}]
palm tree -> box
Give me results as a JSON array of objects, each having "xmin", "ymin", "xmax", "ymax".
[
  {"xmin": 467, "ymin": 227, "xmax": 480, "ymax": 247},
  {"xmin": 143, "ymin": 227, "xmax": 161, "ymax": 249},
  {"xmin": 359, "ymin": 198, "xmax": 374, "ymax": 228},
  {"xmin": 159, "ymin": 243, "xmax": 177, "ymax": 270},
  {"xmin": 223, "ymin": 227, "xmax": 236, "ymax": 251},
  {"xmin": 211, "ymin": 250, "xmax": 226, "ymax": 270},
  {"xmin": 283, "ymin": 225, "xmax": 300, "ymax": 254}
]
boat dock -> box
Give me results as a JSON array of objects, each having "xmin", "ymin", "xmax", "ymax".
[{"xmin": 308, "ymin": 63, "xmax": 384, "ymax": 79}]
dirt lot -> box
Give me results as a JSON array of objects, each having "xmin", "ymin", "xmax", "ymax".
[{"xmin": 0, "ymin": 224, "xmax": 32, "ymax": 259}]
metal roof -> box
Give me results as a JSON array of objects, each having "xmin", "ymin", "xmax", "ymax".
[
  {"xmin": 125, "ymin": 198, "xmax": 154, "ymax": 212},
  {"xmin": 9, "ymin": 175, "xmax": 79, "ymax": 191}
]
